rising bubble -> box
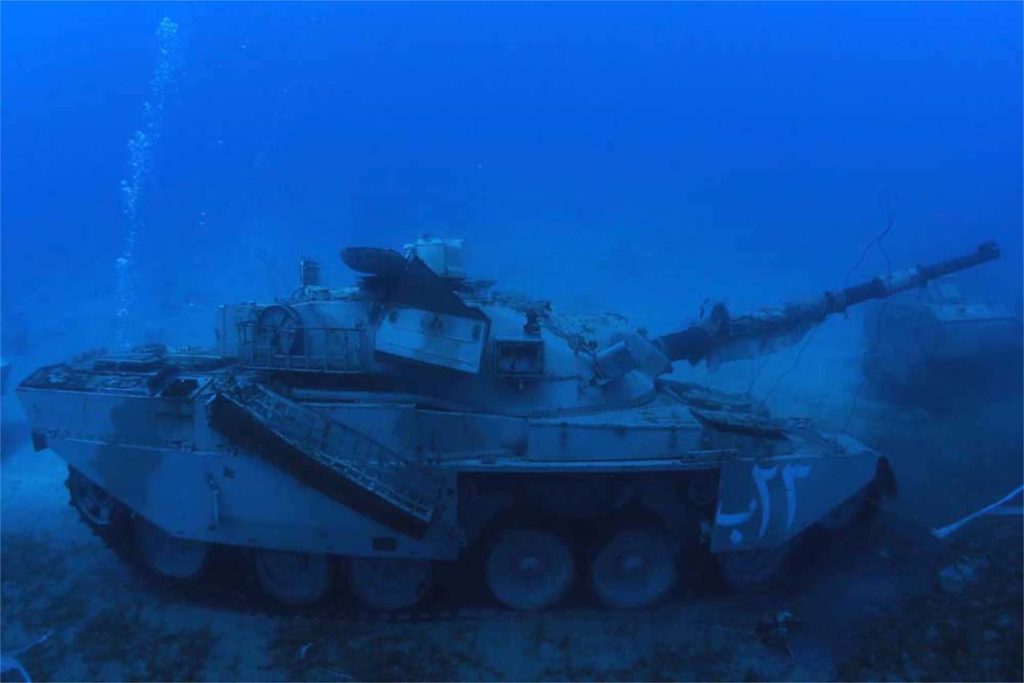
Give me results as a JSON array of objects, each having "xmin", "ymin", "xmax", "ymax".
[{"xmin": 115, "ymin": 17, "xmax": 182, "ymax": 349}]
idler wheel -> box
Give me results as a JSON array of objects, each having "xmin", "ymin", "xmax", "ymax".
[
  {"xmin": 133, "ymin": 516, "xmax": 209, "ymax": 581},
  {"xmin": 67, "ymin": 468, "xmax": 119, "ymax": 528},
  {"xmin": 717, "ymin": 544, "xmax": 789, "ymax": 593},
  {"xmin": 253, "ymin": 549, "xmax": 335, "ymax": 606},
  {"xmin": 485, "ymin": 529, "xmax": 575, "ymax": 611},
  {"xmin": 590, "ymin": 528, "xmax": 678, "ymax": 609},
  {"xmin": 348, "ymin": 557, "xmax": 433, "ymax": 611}
]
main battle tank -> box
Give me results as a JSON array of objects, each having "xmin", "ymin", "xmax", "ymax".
[{"xmin": 17, "ymin": 237, "xmax": 1000, "ymax": 611}]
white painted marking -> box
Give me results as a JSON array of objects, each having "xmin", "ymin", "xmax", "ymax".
[{"xmin": 715, "ymin": 498, "xmax": 758, "ymax": 527}]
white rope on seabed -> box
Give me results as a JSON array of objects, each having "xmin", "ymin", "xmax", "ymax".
[
  {"xmin": 931, "ymin": 483, "xmax": 1024, "ymax": 539},
  {"xmin": 0, "ymin": 630, "xmax": 53, "ymax": 683}
]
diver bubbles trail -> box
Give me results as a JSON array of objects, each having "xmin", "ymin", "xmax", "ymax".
[{"xmin": 115, "ymin": 17, "xmax": 183, "ymax": 349}]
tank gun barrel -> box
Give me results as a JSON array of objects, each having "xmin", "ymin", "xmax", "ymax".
[
  {"xmin": 654, "ymin": 241, "xmax": 1001, "ymax": 368},
  {"xmin": 838, "ymin": 240, "xmax": 1000, "ymax": 308}
]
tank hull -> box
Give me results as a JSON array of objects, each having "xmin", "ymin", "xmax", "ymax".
[{"xmin": 18, "ymin": 353, "xmax": 884, "ymax": 568}]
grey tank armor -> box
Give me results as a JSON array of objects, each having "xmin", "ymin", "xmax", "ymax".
[{"xmin": 17, "ymin": 236, "xmax": 998, "ymax": 611}]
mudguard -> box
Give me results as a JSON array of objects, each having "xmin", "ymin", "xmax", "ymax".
[{"xmin": 711, "ymin": 433, "xmax": 882, "ymax": 552}]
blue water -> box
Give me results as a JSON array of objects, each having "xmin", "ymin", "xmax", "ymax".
[{"xmin": 3, "ymin": 2, "xmax": 1021, "ymax": 361}]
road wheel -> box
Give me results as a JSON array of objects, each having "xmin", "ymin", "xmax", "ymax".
[
  {"xmin": 348, "ymin": 557, "xmax": 433, "ymax": 611},
  {"xmin": 253, "ymin": 548, "xmax": 335, "ymax": 606},
  {"xmin": 485, "ymin": 528, "xmax": 575, "ymax": 610},
  {"xmin": 590, "ymin": 528, "xmax": 678, "ymax": 609},
  {"xmin": 133, "ymin": 516, "xmax": 209, "ymax": 581}
]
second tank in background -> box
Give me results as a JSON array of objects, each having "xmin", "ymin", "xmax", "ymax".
[{"xmin": 861, "ymin": 277, "xmax": 1022, "ymax": 411}]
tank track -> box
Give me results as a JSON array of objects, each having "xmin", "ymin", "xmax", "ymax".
[
  {"xmin": 64, "ymin": 468, "xmax": 243, "ymax": 594},
  {"xmin": 64, "ymin": 466, "xmax": 876, "ymax": 619},
  {"xmin": 70, "ymin": 497, "xmax": 709, "ymax": 624},
  {"xmin": 63, "ymin": 469, "xmax": 716, "ymax": 619},
  {"xmin": 64, "ymin": 469, "xmax": 136, "ymax": 569}
]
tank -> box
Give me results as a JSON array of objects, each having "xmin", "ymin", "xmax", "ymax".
[
  {"xmin": 862, "ymin": 276, "xmax": 1022, "ymax": 408},
  {"xmin": 15, "ymin": 237, "xmax": 1000, "ymax": 611}
]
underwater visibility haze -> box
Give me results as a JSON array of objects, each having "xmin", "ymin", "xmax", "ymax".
[{"xmin": 1, "ymin": 2, "xmax": 1022, "ymax": 681}]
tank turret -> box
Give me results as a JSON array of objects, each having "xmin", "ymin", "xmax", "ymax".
[{"xmin": 210, "ymin": 237, "xmax": 1003, "ymax": 419}]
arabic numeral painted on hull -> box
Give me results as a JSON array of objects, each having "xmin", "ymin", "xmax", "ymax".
[{"xmin": 715, "ymin": 462, "xmax": 814, "ymax": 543}]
